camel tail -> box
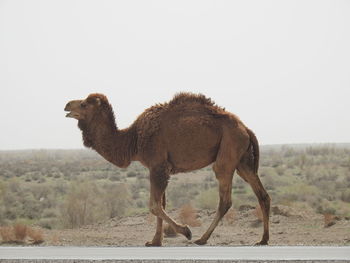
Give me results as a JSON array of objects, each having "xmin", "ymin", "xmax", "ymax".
[{"xmin": 246, "ymin": 128, "xmax": 259, "ymax": 174}]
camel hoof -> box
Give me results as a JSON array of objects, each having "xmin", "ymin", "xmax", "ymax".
[
  {"xmin": 194, "ymin": 238, "xmax": 207, "ymax": 245},
  {"xmin": 182, "ymin": 225, "xmax": 192, "ymax": 240},
  {"xmin": 145, "ymin": 241, "xmax": 162, "ymax": 247},
  {"xmin": 254, "ymin": 240, "xmax": 268, "ymax": 246}
]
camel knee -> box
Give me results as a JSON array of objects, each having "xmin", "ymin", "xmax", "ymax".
[
  {"xmin": 258, "ymin": 193, "xmax": 271, "ymax": 215},
  {"xmin": 262, "ymin": 193, "xmax": 271, "ymax": 206},
  {"xmin": 149, "ymin": 202, "xmax": 162, "ymax": 216},
  {"xmin": 219, "ymin": 200, "xmax": 232, "ymax": 215},
  {"xmin": 226, "ymin": 200, "xmax": 232, "ymax": 211},
  {"xmin": 265, "ymin": 194, "xmax": 271, "ymax": 214}
]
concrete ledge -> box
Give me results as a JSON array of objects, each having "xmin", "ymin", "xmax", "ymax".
[
  {"xmin": 1, "ymin": 260, "xmax": 350, "ymax": 263},
  {"xmin": 0, "ymin": 246, "xmax": 349, "ymax": 262}
]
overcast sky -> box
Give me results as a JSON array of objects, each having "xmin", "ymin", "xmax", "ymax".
[{"xmin": 0, "ymin": 0, "xmax": 349, "ymax": 150}]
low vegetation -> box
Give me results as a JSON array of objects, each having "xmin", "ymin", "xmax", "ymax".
[
  {"xmin": 178, "ymin": 204, "xmax": 202, "ymax": 227},
  {"xmin": 0, "ymin": 223, "xmax": 44, "ymax": 244},
  {"xmin": 0, "ymin": 144, "xmax": 349, "ymax": 233}
]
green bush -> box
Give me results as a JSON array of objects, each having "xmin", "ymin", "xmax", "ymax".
[
  {"xmin": 102, "ymin": 182, "xmax": 130, "ymax": 218},
  {"xmin": 38, "ymin": 218, "xmax": 57, "ymax": 229},
  {"xmin": 60, "ymin": 181, "xmax": 104, "ymax": 228},
  {"xmin": 109, "ymin": 174, "xmax": 121, "ymax": 181},
  {"xmin": 127, "ymin": 171, "xmax": 137, "ymax": 177},
  {"xmin": 341, "ymin": 189, "xmax": 350, "ymax": 202},
  {"xmin": 196, "ymin": 188, "xmax": 218, "ymax": 210},
  {"xmin": 167, "ymin": 183, "xmax": 198, "ymax": 208}
]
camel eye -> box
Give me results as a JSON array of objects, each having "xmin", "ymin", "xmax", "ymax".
[{"xmin": 81, "ymin": 103, "xmax": 87, "ymax": 108}]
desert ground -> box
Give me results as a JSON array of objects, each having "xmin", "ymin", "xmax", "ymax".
[
  {"xmin": 41, "ymin": 205, "xmax": 350, "ymax": 247},
  {"xmin": 1, "ymin": 146, "xmax": 350, "ymax": 247}
]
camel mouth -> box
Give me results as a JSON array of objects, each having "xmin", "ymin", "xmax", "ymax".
[
  {"xmin": 65, "ymin": 110, "xmax": 80, "ymax": 119},
  {"xmin": 65, "ymin": 101, "xmax": 81, "ymax": 119}
]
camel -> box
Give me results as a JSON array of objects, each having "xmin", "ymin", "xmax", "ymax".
[{"xmin": 64, "ymin": 92, "xmax": 270, "ymax": 246}]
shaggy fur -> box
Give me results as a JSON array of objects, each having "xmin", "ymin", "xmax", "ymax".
[{"xmin": 65, "ymin": 92, "xmax": 270, "ymax": 246}]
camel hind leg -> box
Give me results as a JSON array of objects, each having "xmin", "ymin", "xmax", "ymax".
[
  {"xmin": 194, "ymin": 170, "xmax": 234, "ymax": 245},
  {"xmin": 194, "ymin": 131, "xmax": 245, "ymax": 245},
  {"xmin": 237, "ymin": 159, "xmax": 270, "ymax": 245}
]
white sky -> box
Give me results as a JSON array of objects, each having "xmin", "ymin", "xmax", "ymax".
[{"xmin": 0, "ymin": 0, "xmax": 349, "ymax": 150}]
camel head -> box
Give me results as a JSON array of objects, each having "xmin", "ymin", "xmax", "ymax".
[{"xmin": 64, "ymin": 93, "xmax": 110, "ymax": 122}]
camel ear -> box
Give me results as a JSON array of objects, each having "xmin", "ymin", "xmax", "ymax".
[{"xmin": 96, "ymin": 98, "xmax": 101, "ymax": 106}]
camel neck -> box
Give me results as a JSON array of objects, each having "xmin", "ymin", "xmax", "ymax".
[{"xmin": 79, "ymin": 119, "xmax": 137, "ymax": 168}]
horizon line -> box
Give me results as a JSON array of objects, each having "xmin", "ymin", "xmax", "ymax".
[{"xmin": 1, "ymin": 142, "xmax": 350, "ymax": 152}]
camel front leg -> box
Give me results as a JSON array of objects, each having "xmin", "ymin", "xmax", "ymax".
[
  {"xmin": 149, "ymin": 192, "xmax": 192, "ymax": 241},
  {"xmin": 145, "ymin": 193, "xmax": 166, "ymax": 246},
  {"xmin": 146, "ymin": 170, "xmax": 192, "ymax": 246}
]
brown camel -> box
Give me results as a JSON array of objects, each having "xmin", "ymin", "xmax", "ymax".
[{"xmin": 64, "ymin": 92, "xmax": 270, "ymax": 246}]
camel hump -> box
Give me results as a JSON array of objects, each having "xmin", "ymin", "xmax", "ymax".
[{"xmin": 169, "ymin": 92, "xmax": 220, "ymax": 108}]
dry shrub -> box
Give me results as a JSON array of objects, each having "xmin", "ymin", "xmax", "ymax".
[
  {"xmin": 49, "ymin": 232, "xmax": 60, "ymax": 245},
  {"xmin": 253, "ymin": 205, "xmax": 263, "ymax": 222},
  {"xmin": 27, "ymin": 227, "xmax": 44, "ymax": 244},
  {"xmin": 238, "ymin": 204, "xmax": 255, "ymax": 211},
  {"xmin": 178, "ymin": 204, "xmax": 201, "ymax": 227},
  {"xmin": 224, "ymin": 208, "xmax": 235, "ymax": 224},
  {"xmin": 163, "ymin": 223, "xmax": 177, "ymax": 237},
  {"xmin": 0, "ymin": 226, "xmax": 15, "ymax": 243},
  {"xmin": 324, "ymin": 213, "xmax": 336, "ymax": 228},
  {"xmin": 1, "ymin": 224, "xmax": 44, "ymax": 244},
  {"xmin": 272, "ymin": 206, "xmax": 290, "ymax": 217},
  {"xmin": 13, "ymin": 223, "xmax": 27, "ymax": 242}
]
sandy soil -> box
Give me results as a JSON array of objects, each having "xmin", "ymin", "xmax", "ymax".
[{"xmin": 42, "ymin": 205, "xmax": 350, "ymax": 247}]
